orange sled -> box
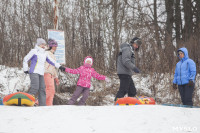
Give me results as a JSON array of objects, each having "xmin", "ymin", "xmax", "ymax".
[
  {"xmin": 3, "ymin": 92, "xmax": 35, "ymax": 106},
  {"xmin": 115, "ymin": 96, "xmax": 156, "ymax": 105}
]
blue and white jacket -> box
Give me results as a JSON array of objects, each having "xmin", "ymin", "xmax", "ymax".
[
  {"xmin": 23, "ymin": 45, "xmax": 61, "ymax": 75},
  {"xmin": 173, "ymin": 47, "xmax": 196, "ymax": 85}
]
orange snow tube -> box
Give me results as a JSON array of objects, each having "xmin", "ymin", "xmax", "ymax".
[
  {"xmin": 3, "ymin": 92, "xmax": 35, "ymax": 106},
  {"xmin": 115, "ymin": 96, "xmax": 156, "ymax": 105}
]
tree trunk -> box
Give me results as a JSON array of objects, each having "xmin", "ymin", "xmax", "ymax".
[
  {"xmin": 164, "ymin": 0, "xmax": 175, "ymax": 72},
  {"xmin": 182, "ymin": 0, "xmax": 193, "ymax": 41},
  {"xmin": 194, "ymin": 0, "xmax": 200, "ymax": 33},
  {"xmin": 110, "ymin": 0, "xmax": 119, "ymax": 71},
  {"xmin": 165, "ymin": 0, "xmax": 174, "ymax": 45},
  {"xmin": 174, "ymin": 0, "xmax": 182, "ymax": 48},
  {"xmin": 154, "ymin": 0, "xmax": 161, "ymax": 47}
]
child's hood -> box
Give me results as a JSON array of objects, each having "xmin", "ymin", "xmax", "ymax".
[{"xmin": 84, "ymin": 56, "xmax": 93, "ymax": 66}]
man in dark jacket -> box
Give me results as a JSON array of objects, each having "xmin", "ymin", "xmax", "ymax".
[
  {"xmin": 115, "ymin": 37, "xmax": 142, "ymax": 101},
  {"xmin": 173, "ymin": 47, "xmax": 196, "ymax": 106}
]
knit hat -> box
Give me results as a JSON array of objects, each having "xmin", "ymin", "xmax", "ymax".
[
  {"xmin": 130, "ymin": 37, "xmax": 142, "ymax": 46},
  {"xmin": 85, "ymin": 58, "xmax": 93, "ymax": 64},
  {"xmin": 48, "ymin": 38, "xmax": 58, "ymax": 47},
  {"xmin": 35, "ymin": 38, "xmax": 46, "ymax": 46}
]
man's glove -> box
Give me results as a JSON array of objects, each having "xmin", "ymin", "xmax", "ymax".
[
  {"xmin": 59, "ymin": 66, "xmax": 66, "ymax": 72},
  {"xmin": 133, "ymin": 67, "xmax": 140, "ymax": 73},
  {"xmin": 173, "ymin": 84, "xmax": 177, "ymax": 89},
  {"xmin": 24, "ymin": 71, "xmax": 29, "ymax": 74},
  {"xmin": 188, "ymin": 80, "xmax": 194, "ymax": 87}
]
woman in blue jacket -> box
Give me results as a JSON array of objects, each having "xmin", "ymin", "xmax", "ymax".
[{"xmin": 173, "ymin": 47, "xmax": 196, "ymax": 106}]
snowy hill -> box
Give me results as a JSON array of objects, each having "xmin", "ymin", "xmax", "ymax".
[
  {"xmin": 0, "ymin": 105, "xmax": 199, "ymax": 133},
  {"xmin": 1, "ymin": 65, "xmax": 200, "ymax": 133}
]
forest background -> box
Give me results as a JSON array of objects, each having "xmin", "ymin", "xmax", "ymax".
[{"xmin": 0, "ymin": 0, "xmax": 200, "ymax": 105}]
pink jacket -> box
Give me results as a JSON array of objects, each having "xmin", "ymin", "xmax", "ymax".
[{"xmin": 65, "ymin": 56, "xmax": 106, "ymax": 88}]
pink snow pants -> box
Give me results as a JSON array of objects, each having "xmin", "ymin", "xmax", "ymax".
[{"xmin": 44, "ymin": 73, "xmax": 55, "ymax": 106}]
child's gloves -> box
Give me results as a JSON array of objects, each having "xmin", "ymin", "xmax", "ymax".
[
  {"xmin": 188, "ymin": 80, "xmax": 194, "ymax": 87},
  {"xmin": 105, "ymin": 77, "xmax": 110, "ymax": 82},
  {"xmin": 24, "ymin": 71, "xmax": 29, "ymax": 74},
  {"xmin": 59, "ymin": 66, "xmax": 66, "ymax": 72},
  {"xmin": 173, "ymin": 84, "xmax": 177, "ymax": 89},
  {"xmin": 55, "ymin": 78, "xmax": 60, "ymax": 85}
]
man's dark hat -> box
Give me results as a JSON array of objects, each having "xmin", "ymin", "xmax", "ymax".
[{"xmin": 130, "ymin": 37, "xmax": 142, "ymax": 46}]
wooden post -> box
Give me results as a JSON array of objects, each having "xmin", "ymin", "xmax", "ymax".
[{"xmin": 54, "ymin": 0, "xmax": 59, "ymax": 30}]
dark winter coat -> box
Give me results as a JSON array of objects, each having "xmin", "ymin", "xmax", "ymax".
[
  {"xmin": 117, "ymin": 43, "xmax": 137, "ymax": 75},
  {"xmin": 173, "ymin": 47, "xmax": 196, "ymax": 85}
]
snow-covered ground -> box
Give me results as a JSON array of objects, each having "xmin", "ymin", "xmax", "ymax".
[
  {"xmin": 0, "ymin": 105, "xmax": 199, "ymax": 133},
  {"xmin": 0, "ymin": 66, "xmax": 200, "ymax": 133}
]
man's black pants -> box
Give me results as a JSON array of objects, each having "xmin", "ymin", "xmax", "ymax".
[{"xmin": 115, "ymin": 74, "xmax": 137, "ymax": 101}]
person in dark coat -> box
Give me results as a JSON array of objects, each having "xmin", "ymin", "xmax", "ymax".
[
  {"xmin": 173, "ymin": 47, "xmax": 196, "ymax": 106},
  {"xmin": 115, "ymin": 37, "xmax": 142, "ymax": 101}
]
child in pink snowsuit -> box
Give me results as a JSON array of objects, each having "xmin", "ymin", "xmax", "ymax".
[{"xmin": 65, "ymin": 56, "xmax": 109, "ymax": 105}]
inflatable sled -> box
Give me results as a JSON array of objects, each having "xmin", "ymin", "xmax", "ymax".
[
  {"xmin": 3, "ymin": 92, "xmax": 35, "ymax": 106},
  {"xmin": 115, "ymin": 96, "xmax": 156, "ymax": 105}
]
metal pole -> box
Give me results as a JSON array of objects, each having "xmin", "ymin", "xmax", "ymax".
[{"xmin": 54, "ymin": 0, "xmax": 59, "ymax": 30}]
